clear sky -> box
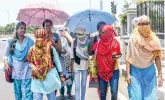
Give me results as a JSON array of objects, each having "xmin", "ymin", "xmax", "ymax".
[{"xmin": 0, "ymin": 0, "xmax": 130, "ymax": 26}]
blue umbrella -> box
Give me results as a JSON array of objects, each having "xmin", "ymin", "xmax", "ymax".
[{"xmin": 65, "ymin": 9, "xmax": 117, "ymax": 33}]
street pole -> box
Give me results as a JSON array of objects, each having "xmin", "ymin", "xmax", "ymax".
[
  {"xmin": 7, "ymin": 10, "xmax": 10, "ymax": 24},
  {"xmin": 100, "ymin": 0, "xmax": 103, "ymax": 10},
  {"xmin": 89, "ymin": 0, "xmax": 91, "ymax": 8}
]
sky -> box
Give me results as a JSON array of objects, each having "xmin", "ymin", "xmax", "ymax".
[{"xmin": 0, "ymin": 0, "xmax": 131, "ymax": 26}]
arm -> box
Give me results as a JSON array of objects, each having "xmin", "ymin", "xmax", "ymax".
[
  {"xmin": 63, "ymin": 32, "xmax": 73, "ymax": 46},
  {"xmin": 126, "ymin": 61, "xmax": 131, "ymax": 77},
  {"xmin": 125, "ymin": 39, "xmax": 132, "ymax": 84},
  {"xmin": 155, "ymin": 56, "xmax": 163, "ymax": 87},
  {"xmin": 155, "ymin": 56, "xmax": 162, "ymax": 76}
]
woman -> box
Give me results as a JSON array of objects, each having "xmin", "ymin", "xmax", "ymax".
[
  {"xmin": 27, "ymin": 29, "xmax": 64, "ymax": 100},
  {"xmin": 89, "ymin": 22, "xmax": 121, "ymax": 100},
  {"xmin": 42, "ymin": 19, "xmax": 62, "ymax": 95},
  {"xmin": 126, "ymin": 15, "xmax": 163, "ymax": 100},
  {"xmin": 4, "ymin": 21, "xmax": 34, "ymax": 100},
  {"xmin": 42, "ymin": 19, "xmax": 62, "ymax": 53},
  {"xmin": 93, "ymin": 24, "xmax": 121, "ymax": 100},
  {"xmin": 70, "ymin": 26, "xmax": 90, "ymax": 100},
  {"xmin": 58, "ymin": 28, "xmax": 74, "ymax": 99}
]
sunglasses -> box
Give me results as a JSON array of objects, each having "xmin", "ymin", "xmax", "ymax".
[
  {"xmin": 76, "ymin": 33, "xmax": 84, "ymax": 35},
  {"xmin": 138, "ymin": 22, "xmax": 150, "ymax": 26}
]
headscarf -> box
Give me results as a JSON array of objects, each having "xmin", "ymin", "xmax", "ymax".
[
  {"xmin": 75, "ymin": 26, "xmax": 89, "ymax": 60},
  {"xmin": 9, "ymin": 37, "xmax": 34, "ymax": 61},
  {"xmin": 95, "ymin": 25, "xmax": 121, "ymax": 82},
  {"xmin": 126, "ymin": 25, "xmax": 163, "ymax": 69},
  {"xmin": 27, "ymin": 29, "xmax": 54, "ymax": 81}
]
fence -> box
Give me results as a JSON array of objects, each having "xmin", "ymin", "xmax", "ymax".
[{"xmin": 137, "ymin": 0, "xmax": 164, "ymax": 34}]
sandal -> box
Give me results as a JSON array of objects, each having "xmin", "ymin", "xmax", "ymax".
[
  {"xmin": 60, "ymin": 95, "xmax": 65, "ymax": 100},
  {"xmin": 68, "ymin": 94, "xmax": 74, "ymax": 99}
]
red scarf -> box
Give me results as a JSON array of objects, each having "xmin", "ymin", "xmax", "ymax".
[{"xmin": 94, "ymin": 25, "xmax": 121, "ymax": 82}]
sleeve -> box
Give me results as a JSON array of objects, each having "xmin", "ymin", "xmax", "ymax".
[
  {"xmin": 30, "ymin": 38, "xmax": 34, "ymax": 46},
  {"xmin": 4, "ymin": 40, "xmax": 11, "ymax": 60},
  {"xmin": 70, "ymin": 41, "xmax": 74, "ymax": 59},
  {"xmin": 52, "ymin": 47, "xmax": 62, "ymax": 72},
  {"xmin": 54, "ymin": 33, "xmax": 61, "ymax": 41}
]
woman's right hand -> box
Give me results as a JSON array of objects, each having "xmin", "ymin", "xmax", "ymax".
[
  {"xmin": 4, "ymin": 60, "xmax": 10, "ymax": 71},
  {"xmin": 126, "ymin": 74, "xmax": 132, "ymax": 84},
  {"xmin": 30, "ymin": 64, "xmax": 40, "ymax": 75}
]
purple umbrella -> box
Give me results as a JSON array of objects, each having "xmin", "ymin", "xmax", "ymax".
[{"xmin": 17, "ymin": 3, "xmax": 69, "ymax": 26}]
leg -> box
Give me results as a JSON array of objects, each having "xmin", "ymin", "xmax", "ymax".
[
  {"xmin": 67, "ymin": 76, "xmax": 74, "ymax": 99},
  {"xmin": 98, "ymin": 76, "xmax": 108, "ymax": 100},
  {"xmin": 143, "ymin": 77, "xmax": 157, "ymax": 100},
  {"xmin": 67, "ymin": 75, "xmax": 74, "ymax": 95},
  {"xmin": 33, "ymin": 93, "xmax": 43, "ymax": 100},
  {"xmin": 97, "ymin": 88, "xmax": 101, "ymax": 100},
  {"xmin": 59, "ymin": 86, "xmax": 65, "ymax": 100},
  {"xmin": 109, "ymin": 70, "xmax": 119, "ymax": 100},
  {"xmin": 47, "ymin": 91, "xmax": 56, "ymax": 100},
  {"xmin": 60, "ymin": 86, "xmax": 65, "ymax": 95},
  {"xmin": 74, "ymin": 69, "xmax": 81, "ymax": 100},
  {"xmin": 81, "ymin": 70, "xmax": 88, "ymax": 100},
  {"xmin": 127, "ymin": 74, "xmax": 142, "ymax": 100},
  {"xmin": 13, "ymin": 80, "xmax": 22, "ymax": 100},
  {"xmin": 142, "ymin": 65, "xmax": 158, "ymax": 100},
  {"xmin": 21, "ymin": 79, "xmax": 33, "ymax": 100}
]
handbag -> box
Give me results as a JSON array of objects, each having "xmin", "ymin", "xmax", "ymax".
[
  {"xmin": 5, "ymin": 67, "xmax": 14, "ymax": 83},
  {"xmin": 88, "ymin": 39, "xmax": 100, "ymax": 78}
]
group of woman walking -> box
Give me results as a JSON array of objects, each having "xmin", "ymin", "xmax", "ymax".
[{"xmin": 4, "ymin": 15, "xmax": 163, "ymax": 100}]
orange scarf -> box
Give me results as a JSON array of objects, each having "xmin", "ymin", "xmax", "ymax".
[
  {"xmin": 27, "ymin": 29, "xmax": 54, "ymax": 81},
  {"xmin": 126, "ymin": 27, "xmax": 163, "ymax": 68}
]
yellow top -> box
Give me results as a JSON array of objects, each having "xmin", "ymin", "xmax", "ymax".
[{"xmin": 115, "ymin": 60, "xmax": 119, "ymax": 70}]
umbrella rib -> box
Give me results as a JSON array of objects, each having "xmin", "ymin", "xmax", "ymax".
[
  {"xmin": 27, "ymin": 9, "xmax": 42, "ymax": 25},
  {"xmin": 74, "ymin": 18, "xmax": 84, "ymax": 33},
  {"xmin": 76, "ymin": 11, "xmax": 101, "ymax": 21},
  {"xmin": 73, "ymin": 14, "xmax": 89, "ymax": 33},
  {"xmin": 46, "ymin": 9, "xmax": 62, "ymax": 19}
]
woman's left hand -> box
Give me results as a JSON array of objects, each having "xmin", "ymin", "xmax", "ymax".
[
  {"xmin": 112, "ymin": 53, "xmax": 121, "ymax": 60},
  {"xmin": 158, "ymin": 75, "xmax": 163, "ymax": 87},
  {"xmin": 60, "ymin": 76, "xmax": 65, "ymax": 83}
]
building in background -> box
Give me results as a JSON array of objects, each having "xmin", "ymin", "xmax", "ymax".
[{"xmin": 137, "ymin": 0, "xmax": 164, "ymax": 39}]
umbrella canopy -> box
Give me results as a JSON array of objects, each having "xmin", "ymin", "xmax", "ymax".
[
  {"xmin": 65, "ymin": 9, "xmax": 117, "ymax": 33},
  {"xmin": 17, "ymin": 3, "xmax": 69, "ymax": 26}
]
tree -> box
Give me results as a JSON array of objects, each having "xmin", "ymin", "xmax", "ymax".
[
  {"xmin": 4, "ymin": 23, "xmax": 15, "ymax": 34},
  {"xmin": 120, "ymin": 0, "xmax": 131, "ymax": 25},
  {"xmin": 0, "ymin": 26, "xmax": 5, "ymax": 34},
  {"xmin": 26, "ymin": 26, "xmax": 40, "ymax": 33},
  {"xmin": 0, "ymin": 23, "xmax": 39, "ymax": 35},
  {"xmin": 122, "ymin": 0, "xmax": 131, "ymax": 11}
]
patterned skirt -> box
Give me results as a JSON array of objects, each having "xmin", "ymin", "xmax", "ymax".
[{"xmin": 60, "ymin": 54, "xmax": 72, "ymax": 72}]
